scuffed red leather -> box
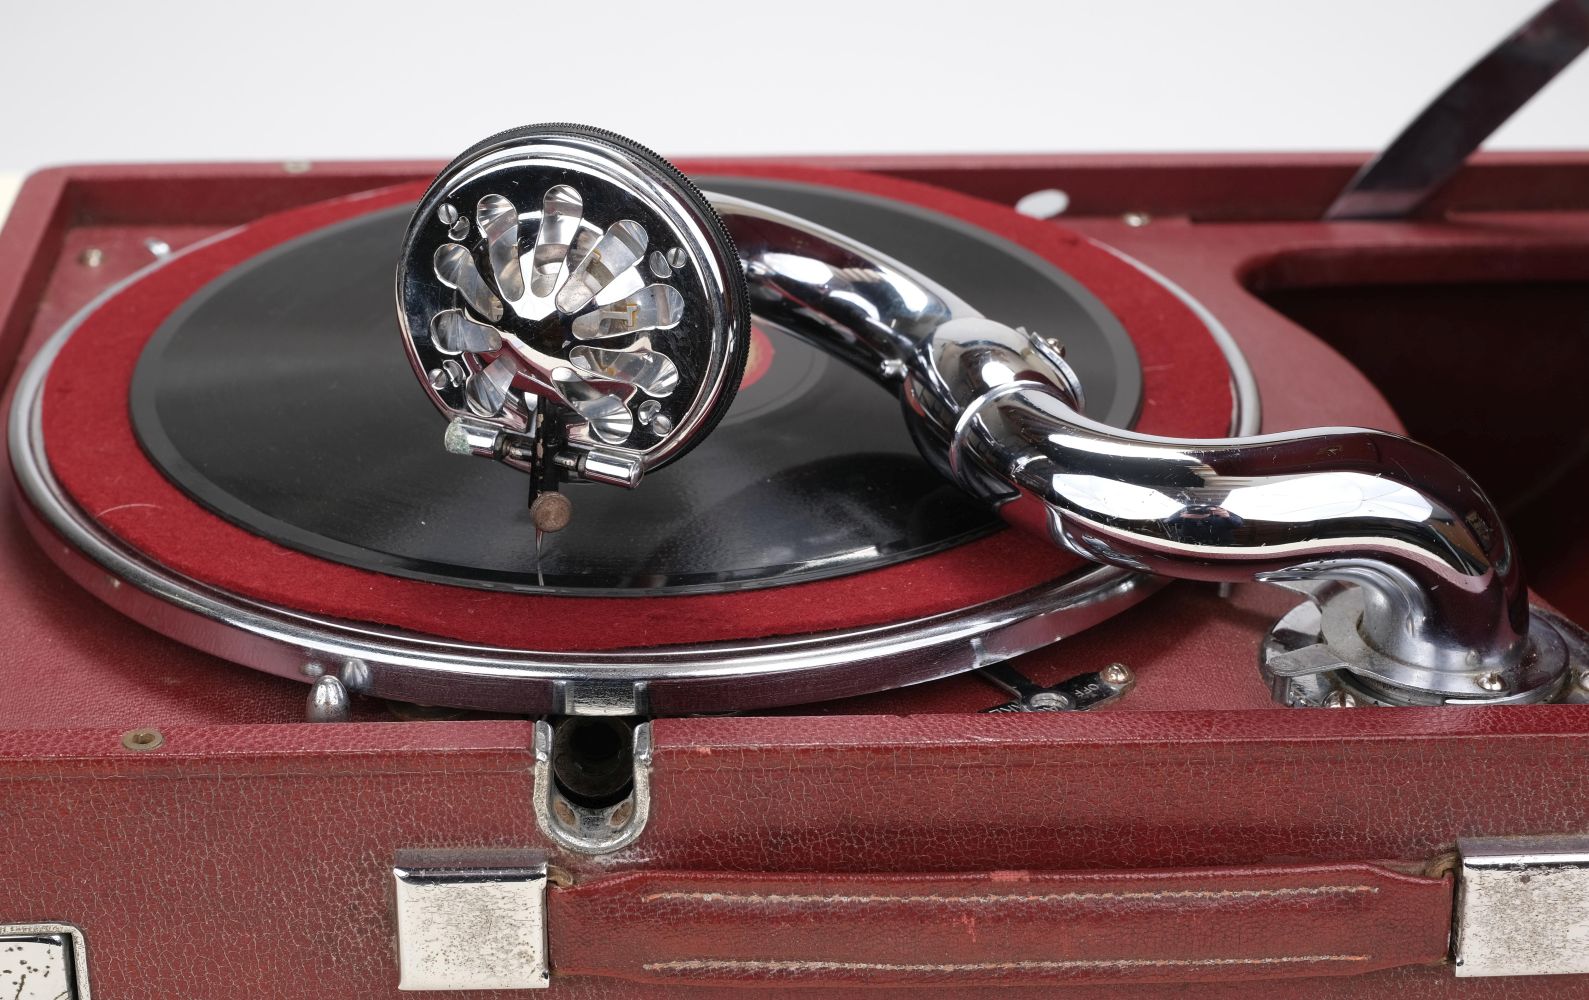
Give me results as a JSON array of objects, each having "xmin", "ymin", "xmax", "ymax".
[
  {"xmin": 9, "ymin": 158, "xmax": 1589, "ymax": 1000},
  {"xmin": 548, "ymin": 865, "xmax": 1452, "ymax": 987},
  {"xmin": 13, "ymin": 716, "xmax": 1589, "ymax": 998}
]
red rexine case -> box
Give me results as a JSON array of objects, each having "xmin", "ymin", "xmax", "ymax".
[{"xmin": 4, "ymin": 152, "xmax": 1589, "ymax": 998}]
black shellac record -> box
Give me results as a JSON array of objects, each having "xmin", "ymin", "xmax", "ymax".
[{"xmin": 130, "ymin": 178, "xmax": 1141, "ymax": 595}]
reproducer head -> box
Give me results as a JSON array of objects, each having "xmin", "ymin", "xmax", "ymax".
[{"xmin": 397, "ymin": 124, "xmax": 750, "ymax": 503}]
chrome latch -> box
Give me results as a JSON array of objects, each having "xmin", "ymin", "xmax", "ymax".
[
  {"xmin": 392, "ymin": 849, "xmax": 550, "ymax": 990},
  {"xmin": 1455, "ymin": 836, "xmax": 1589, "ymax": 977},
  {"xmin": 533, "ymin": 718, "xmax": 652, "ymax": 854},
  {"xmin": 0, "ymin": 923, "xmax": 91, "ymax": 999}
]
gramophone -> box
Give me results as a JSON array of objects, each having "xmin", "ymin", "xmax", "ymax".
[{"xmin": 5, "ymin": 3, "xmax": 1589, "ymax": 996}]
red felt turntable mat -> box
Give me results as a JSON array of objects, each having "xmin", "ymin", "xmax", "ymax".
[{"xmin": 40, "ymin": 168, "xmax": 1234, "ymax": 652}]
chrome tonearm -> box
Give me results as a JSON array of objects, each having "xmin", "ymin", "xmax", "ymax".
[
  {"xmin": 705, "ymin": 195, "xmax": 1588, "ymax": 707},
  {"xmin": 401, "ymin": 126, "xmax": 1588, "ymax": 707}
]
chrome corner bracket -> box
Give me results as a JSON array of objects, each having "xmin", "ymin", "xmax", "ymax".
[
  {"xmin": 397, "ymin": 124, "xmax": 751, "ymax": 510},
  {"xmin": 391, "ymin": 849, "xmax": 551, "ymax": 990},
  {"xmin": 1455, "ymin": 835, "xmax": 1589, "ymax": 977},
  {"xmin": 0, "ymin": 923, "xmax": 92, "ymax": 1000}
]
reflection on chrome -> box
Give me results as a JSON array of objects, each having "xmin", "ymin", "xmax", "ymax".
[{"xmin": 1222, "ymin": 475, "xmax": 1435, "ymax": 524}]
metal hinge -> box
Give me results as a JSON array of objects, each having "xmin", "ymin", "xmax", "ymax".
[{"xmin": 1455, "ymin": 836, "xmax": 1589, "ymax": 977}]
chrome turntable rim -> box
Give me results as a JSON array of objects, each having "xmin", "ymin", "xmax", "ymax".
[{"xmin": 9, "ymin": 176, "xmax": 1256, "ymax": 716}]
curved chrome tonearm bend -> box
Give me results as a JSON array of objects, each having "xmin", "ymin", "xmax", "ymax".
[{"xmin": 707, "ymin": 194, "xmax": 1587, "ymax": 706}]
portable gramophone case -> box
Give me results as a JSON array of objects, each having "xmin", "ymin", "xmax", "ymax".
[{"xmin": 4, "ymin": 126, "xmax": 1589, "ymax": 1000}]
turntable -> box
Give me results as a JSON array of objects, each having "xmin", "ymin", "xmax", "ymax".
[{"xmin": 8, "ymin": 9, "xmax": 1589, "ymax": 997}]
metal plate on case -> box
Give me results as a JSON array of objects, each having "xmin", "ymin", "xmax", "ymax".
[
  {"xmin": 0, "ymin": 923, "xmax": 91, "ymax": 1000},
  {"xmin": 392, "ymin": 850, "xmax": 550, "ymax": 991},
  {"xmin": 1456, "ymin": 836, "xmax": 1589, "ymax": 977}
]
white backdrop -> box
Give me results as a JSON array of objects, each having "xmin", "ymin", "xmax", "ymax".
[{"xmin": 1, "ymin": 0, "xmax": 1586, "ymax": 173}]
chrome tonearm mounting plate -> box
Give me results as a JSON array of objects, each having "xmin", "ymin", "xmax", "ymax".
[{"xmin": 397, "ymin": 124, "xmax": 750, "ymax": 512}]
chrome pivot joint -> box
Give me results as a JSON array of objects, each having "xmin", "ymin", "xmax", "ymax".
[{"xmin": 397, "ymin": 125, "xmax": 750, "ymax": 519}]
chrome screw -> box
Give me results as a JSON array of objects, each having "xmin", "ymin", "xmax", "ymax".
[
  {"xmin": 1027, "ymin": 691, "xmax": 1071, "ymax": 711},
  {"xmin": 1323, "ymin": 689, "xmax": 1358, "ymax": 709},
  {"xmin": 1100, "ymin": 662, "xmax": 1133, "ymax": 686},
  {"xmin": 1477, "ymin": 671, "xmax": 1507, "ymax": 693}
]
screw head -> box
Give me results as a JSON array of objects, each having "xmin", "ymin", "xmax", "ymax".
[
  {"xmin": 608, "ymin": 800, "xmax": 635, "ymax": 828},
  {"xmin": 552, "ymin": 798, "xmax": 578, "ymax": 828},
  {"xmin": 1027, "ymin": 691, "xmax": 1071, "ymax": 711},
  {"xmin": 1121, "ymin": 211, "xmax": 1152, "ymax": 228},
  {"xmin": 120, "ymin": 727, "xmax": 164, "ymax": 751},
  {"xmin": 1099, "ymin": 662, "xmax": 1133, "ymax": 686},
  {"xmin": 1323, "ymin": 689, "xmax": 1358, "ymax": 709},
  {"xmin": 1477, "ymin": 671, "xmax": 1508, "ymax": 693}
]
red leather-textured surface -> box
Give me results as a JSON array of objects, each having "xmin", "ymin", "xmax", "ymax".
[
  {"xmin": 18, "ymin": 711, "xmax": 1589, "ymax": 997},
  {"xmin": 549, "ymin": 864, "xmax": 1452, "ymax": 987},
  {"xmin": 34, "ymin": 168, "xmax": 1232, "ymax": 653},
  {"xmin": 6, "ymin": 156, "xmax": 1589, "ymax": 999},
  {"xmin": 0, "ymin": 722, "xmax": 543, "ymax": 999}
]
